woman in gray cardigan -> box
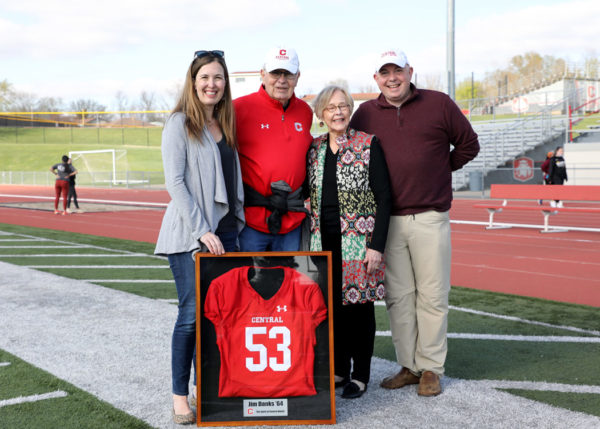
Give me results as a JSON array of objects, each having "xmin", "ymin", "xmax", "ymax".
[{"xmin": 155, "ymin": 50, "xmax": 244, "ymax": 424}]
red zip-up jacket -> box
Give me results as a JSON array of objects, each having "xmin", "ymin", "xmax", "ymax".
[{"xmin": 234, "ymin": 86, "xmax": 313, "ymax": 233}]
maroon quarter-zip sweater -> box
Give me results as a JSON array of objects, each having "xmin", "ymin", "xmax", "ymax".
[{"xmin": 349, "ymin": 85, "xmax": 479, "ymax": 215}]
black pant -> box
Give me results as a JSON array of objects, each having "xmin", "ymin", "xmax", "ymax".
[
  {"xmin": 67, "ymin": 184, "xmax": 79, "ymax": 209},
  {"xmin": 321, "ymin": 229, "xmax": 376, "ymax": 385}
]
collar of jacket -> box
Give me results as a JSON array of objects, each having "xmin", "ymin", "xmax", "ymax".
[
  {"xmin": 314, "ymin": 128, "xmax": 361, "ymax": 151},
  {"xmin": 374, "ymin": 83, "xmax": 419, "ymax": 109},
  {"xmin": 257, "ymin": 84, "xmax": 299, "ymax": 111}
]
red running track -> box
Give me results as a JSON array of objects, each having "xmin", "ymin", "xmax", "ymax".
[{"xmin": 1, "ymin": 185, "xmax": 599, "ymax": 307}]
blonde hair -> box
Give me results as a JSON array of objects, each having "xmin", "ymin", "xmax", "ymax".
[
  {"xmin": 173, "ymin": 54, "xmax": 236, "ymax": 148},
  {"xmin": 311, "ymin": 85, "xmax": 354, "ymax": 120}
]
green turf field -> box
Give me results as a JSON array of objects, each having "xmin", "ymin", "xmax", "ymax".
[
  {"xmin": 0, "ymin": 126, "xmax": 162, "ymax": 147},
  {"xmin": 0, "ymin": 350, "xmax": 152, "ymax": 429},
  {"xmin": 1, "ymin": 223, "xmax": 599, "ymax": 426}
]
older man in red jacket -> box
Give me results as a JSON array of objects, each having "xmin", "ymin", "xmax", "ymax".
[{"xmin": 234, "ymin": 46, "xmax": 313, "ymax": 251}]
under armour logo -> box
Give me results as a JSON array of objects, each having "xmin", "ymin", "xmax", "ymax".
[
  {"xmin": 261, "ymin": 123, "xmax": 270, "ymax": 129},
  {"xmin": 277, "ymin": 305, "xmax": 287, "ymax": 312}
]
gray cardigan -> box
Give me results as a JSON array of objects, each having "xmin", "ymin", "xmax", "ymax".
[{"xmin": 155, "ymin": 112, "xmax": 245, "ymax": 256}]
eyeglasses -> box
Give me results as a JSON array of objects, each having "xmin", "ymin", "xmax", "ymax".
[
  {"xmin": 268, "ymin": 70, "xmax": 298, "ymax": 81},
  {"xmin": 324, "ymin": 103, "xmax": 351, "ymax": 113},
  {"xmin": 194, "ymin": 50, "xmax": 225, "ymax": 59}
]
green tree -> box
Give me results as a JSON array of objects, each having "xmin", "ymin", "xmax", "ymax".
[
  {"xmin": 0, "ymin": 79, "xmax": 14, "ymax": 110},
  {"xmin": 584, "ymin": 56, "xmax": 600, "ymax": 79},
  {"xmin": 456, "ymin": 77, "xmax": 483, "ymax": 100}
]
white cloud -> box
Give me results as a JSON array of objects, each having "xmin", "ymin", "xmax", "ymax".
[
  {"xmin": 456, "ymin": 0, "xmax": 600, "ymax": 74},
  {"xmin": 0, "ymin": 0, "xmax": 301, "ymax": 58},
  {"xmin": 4, "ymin": 0, "xmax": 600, "ymax": 103},
  {"xmin": 378, "ymin": 0, "xmax": 600, "ymax": 88}
]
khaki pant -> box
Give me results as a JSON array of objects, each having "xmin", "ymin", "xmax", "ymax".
[{"xmin": 384, "ymin": 211, "xmax": 451, "ymax": 376}]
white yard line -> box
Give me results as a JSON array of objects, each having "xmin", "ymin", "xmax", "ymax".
[
  {"xmin": 375, "ymin": 301, "xmax": 600, "ymax": 336},
  {"xmin": 0, "ymin": 245, "xmax": 88, "ymax": 249},
  {"xmin": 0, "ymin": 254, "xmax": 150, "ymax": 257},
  {"xmin": 0, "ymin": 391, "xmax": 68, "ymax": 408},
  {"xmin": 472, "ymin": 379, "xmax": 600, "ymax": 394},
  {"xmin": 86, "ymin": 279, "xmax": 174, "ymax": 283},
  {"xmin": 26, "ymin": 265, "xmax": 169, "ymax": 269},
  {"xmin": 3, "ymin": 231, "xmax": 166, "ymax": 260},
  {"xmin": 0, "ymin": 239, "xmax": 48, "ymax": 242},
  {"xmin": 449, "ymin": 305, "xmax": 600, "ymax": 336},
  {"xmin": 0, "ymin": 362, "xmax": 11, "ymax": 367},
  {"xmin": 376, "ymin": 331, "xmax": 600, "ymax": 343}
]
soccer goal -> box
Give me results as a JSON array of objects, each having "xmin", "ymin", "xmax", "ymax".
[{"xmin": 69, "ymin": 149, "xmax": 128, "ymax": 186}]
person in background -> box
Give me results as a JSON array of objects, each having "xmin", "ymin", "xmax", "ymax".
[
  {"xmin": 350, "ymin": 49, "xmax": 479, "ymax": 396},
  {"xmin": 66, "ymin": 157, "xmax": 82, "ymax": 213},
  {"xmin": 49, "ymin": 155, "xmax": 75, "ymax": 215},
  {"xmin": 548, "ymin": 146, "xmax": 567, "ymax": 208},
  {"xmin": 234, "ymin": 46, "xmax": 313, "ymax": 251},
  {"xmin": 307, "ymin": 85, "xmax": 391, "ymax": 399},
  {"xmin": 154, "ymin": 49, "xmax": 244, "ymax": 425},
  {"xmin": 538, "ymin": 151, "xmax": 553, "ymax": 205}
]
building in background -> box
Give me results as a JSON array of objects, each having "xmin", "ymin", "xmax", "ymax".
[{"xmin": 230, "ymin": 71, "xmax": 262, "ymax": 99}]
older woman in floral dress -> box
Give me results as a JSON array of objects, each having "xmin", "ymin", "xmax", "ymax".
[{"xmin": 307, "ymin": 85, "xmax": 391, "ymax": 399}]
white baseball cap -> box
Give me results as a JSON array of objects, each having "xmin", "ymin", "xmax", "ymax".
[
  {"xmin": 264, "ymin": 47, "xmax": 299, "ymax": 74},
  {"xmin": 374, "ymin": 49, "xmax": 409, "ymax": 72}
]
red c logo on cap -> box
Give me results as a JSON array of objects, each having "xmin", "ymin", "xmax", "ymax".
[{"xmin": 280, "ymin": 49, "xmax": 287, "ymax": 56}]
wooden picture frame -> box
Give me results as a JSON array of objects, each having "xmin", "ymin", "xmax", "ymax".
[{"xmin": 195, "ymin": 251, "xmax": 335, "ymax": 426}]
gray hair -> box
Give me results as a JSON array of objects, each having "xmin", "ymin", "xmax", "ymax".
[{"xmin": 312, "ymin": 85, "xmax": 354, "ymax": 120}]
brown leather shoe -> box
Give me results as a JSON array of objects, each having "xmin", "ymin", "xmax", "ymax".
[
  {"xmin": 380, "ymin": 367, "xmax": 420, "ymax": 389},
  {"xmin": 417, "ymin": 371, "xmax": 441, "ymax": 396}
]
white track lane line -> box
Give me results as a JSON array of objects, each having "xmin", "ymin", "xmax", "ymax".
[{"xmin": 0, "ymin": 193, "xmax": 167, "ymax": 207}]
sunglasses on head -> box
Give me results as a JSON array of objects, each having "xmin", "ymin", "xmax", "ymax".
[{"xmin": 194, "ymin": 50, "xmax": 224, "ymax": 59}]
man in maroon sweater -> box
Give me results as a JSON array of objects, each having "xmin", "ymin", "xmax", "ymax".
[{"xmin": 350, "ymin": 49, "xmax": 479, "ymax": 396}]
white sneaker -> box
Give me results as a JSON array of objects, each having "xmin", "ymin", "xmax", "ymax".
[
  {"xmin": 77, "ymin": 209, "xmax": 85, "ymax": 213},
  {"xmin": 550, "ymin": 201, "xmax": 556, "ymax": 208},
  {"xmin": 557, "ymin": 201, "xmax": 563, "ymax": 208},
  {"xmin": 66, "ymin": 208, "xmax": 72, "ymax": 214}
]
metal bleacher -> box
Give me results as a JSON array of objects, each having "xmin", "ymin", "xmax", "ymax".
[{"xmin": 452, "ymin": 99, "xmax": 568, "ymax": 190}]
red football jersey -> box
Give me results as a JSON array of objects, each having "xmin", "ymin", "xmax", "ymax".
[{"xmin": 204, "ymin": 266, "xmax": 327, "ymax": 398}]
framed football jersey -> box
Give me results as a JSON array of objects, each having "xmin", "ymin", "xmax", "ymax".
[{"xmin": 196, "ymin": 252, "xmax": 335, "ymax": 426}]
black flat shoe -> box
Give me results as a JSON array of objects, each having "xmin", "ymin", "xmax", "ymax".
[
  {"xmin": 335, "ymin": 377, "xmax": 349, "ymax": 388},
  {"xmin": 341, "ymin": 381, "xmax": 366, "ymax": 399}
]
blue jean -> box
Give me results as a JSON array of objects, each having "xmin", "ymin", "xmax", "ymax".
[
  {"xmin": 168, "ymin": 230, "xmax": 237, "ymax": 396},
  {"xmin": 238, "ymin": 225, "xmax": 301, "ymax": 251}
]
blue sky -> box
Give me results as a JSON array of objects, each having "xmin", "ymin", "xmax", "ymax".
[{"xmin": 1, "ymin": 0, "xmax": 598, "ymax": 110}]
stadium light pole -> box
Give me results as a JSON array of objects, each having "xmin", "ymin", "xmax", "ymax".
[{"xmin": 447, "ymin": 0, "xmax": 455, "ymax": 100}]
